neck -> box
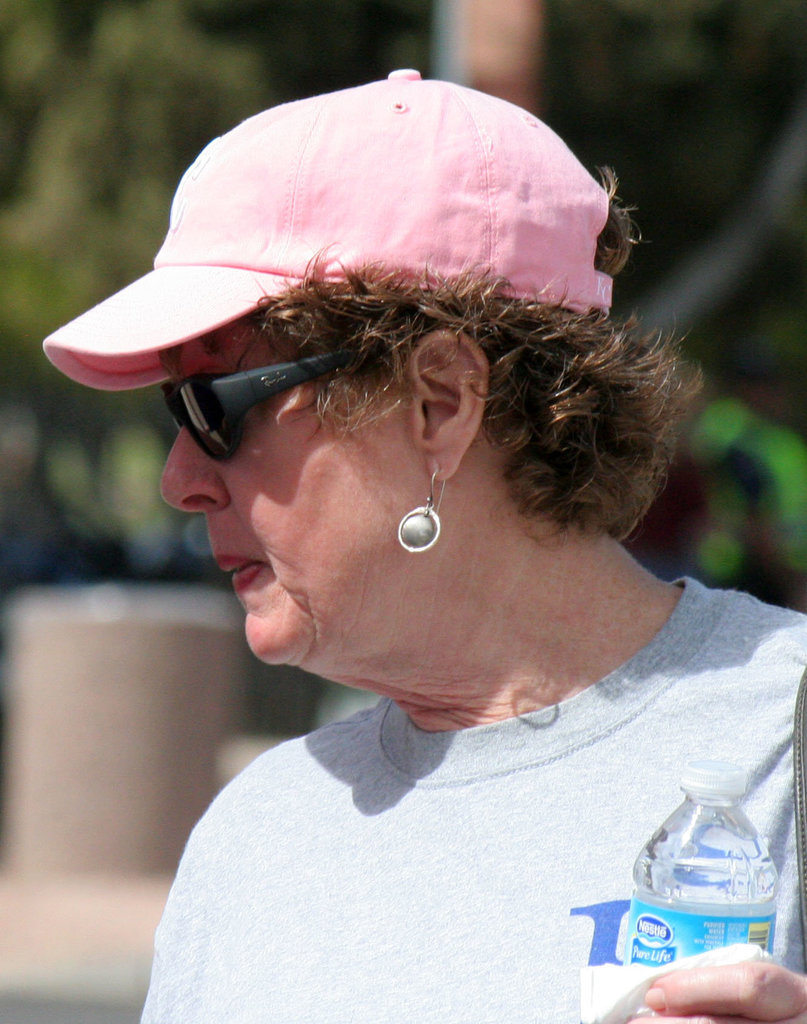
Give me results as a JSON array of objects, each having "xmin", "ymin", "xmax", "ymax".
[{"xmin": 333, "ymin": 527, "xmax": 682, "ymax": 732}]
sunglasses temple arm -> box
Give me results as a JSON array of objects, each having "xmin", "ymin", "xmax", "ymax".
[{"xmin": 212, "ymin": 352, "xmax": 353, "ymax": 414}]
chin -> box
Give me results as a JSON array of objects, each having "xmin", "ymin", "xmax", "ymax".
[{"xmin": 244, "ymin": 611, "xmax": 313, "ymax": 670}]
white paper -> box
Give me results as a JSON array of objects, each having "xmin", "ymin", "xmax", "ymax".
[{"xmin": 579, "ymin": 943, "xmax": 771, "ymax": 1024}]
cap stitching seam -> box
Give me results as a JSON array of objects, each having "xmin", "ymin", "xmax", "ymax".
[
  {"xmin": 451, "ymin": 87, "xmax": 497, "ymax": 277},
  {"xmin": 278, "ymin": 97, "xmax": 329, "ymax": 271}
]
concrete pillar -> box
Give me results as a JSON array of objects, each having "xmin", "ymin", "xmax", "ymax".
[
  {"xmin": 1, "ymin": 583, "xmax": 244, "ymax": 875},
  {"xmin": 433, "ymin": 0, "xmax": 544, "ymax": 113},
  {"xmin": 467, "ymin": 0, "xmax": 544, "ymax": 112}
]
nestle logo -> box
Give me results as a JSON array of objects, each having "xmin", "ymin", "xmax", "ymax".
[{"xmin": 636, "ymin": 915, "xmax": 672, "ymax": 944}]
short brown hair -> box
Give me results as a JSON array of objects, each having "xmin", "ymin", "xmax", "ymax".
[{"xmin": 250, "ymin": 176, "xmax": 699, "ymax": 539}]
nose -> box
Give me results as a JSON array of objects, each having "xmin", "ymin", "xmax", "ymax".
[{"xmin": 160, "ymin": 428, "xmax": 230, "ymax": 513}]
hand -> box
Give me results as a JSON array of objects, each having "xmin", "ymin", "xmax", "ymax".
[{"xmin": 630, "ymin": 960, "xmax": 807, "ymax": 1022}]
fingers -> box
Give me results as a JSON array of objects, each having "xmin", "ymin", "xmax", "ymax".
[{"xmin": 641, "ymin": 962, "xmax": 807, "ymax": 1022}]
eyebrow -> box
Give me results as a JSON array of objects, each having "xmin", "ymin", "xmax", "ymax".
[
  {"xmin": 157, "ymin": 317, "xmax": 277, "ymax": 378},
  {"xmin": 202, "ymin": 332, "xmax": 230, "ymax": 356}
]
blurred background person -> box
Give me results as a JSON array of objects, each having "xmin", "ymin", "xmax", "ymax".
[{"xmin": 690, "ymin": 341, "xmax": 807, "ymax": 610}]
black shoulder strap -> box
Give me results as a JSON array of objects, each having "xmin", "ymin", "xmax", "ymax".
[{"xmin": 793, "ymin": 665, "xmax": 807, "ymax": 968}]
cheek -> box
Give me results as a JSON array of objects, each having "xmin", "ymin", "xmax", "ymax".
[{"xmin": 230, "ymin": 416, "xmax": 418, "ymax": 603}]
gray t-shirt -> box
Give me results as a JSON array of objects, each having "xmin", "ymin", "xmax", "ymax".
[{"xmin": 141, "ymin": 579, "xmax": 807, "ymax": 1023}]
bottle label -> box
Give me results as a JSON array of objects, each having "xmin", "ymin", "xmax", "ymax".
[{"xmin": 625, "ymin": 896, "xmax": 775, "ymax": 965}]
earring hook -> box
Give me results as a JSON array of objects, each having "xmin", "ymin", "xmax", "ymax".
[{"xmin": 427, "ymin": 471, "xmax": 446, "ymax": 515}]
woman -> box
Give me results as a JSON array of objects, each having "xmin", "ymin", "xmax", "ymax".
[{"xmin": 45, "ymin": 72, "xmax": 807, "ymax": 1023}]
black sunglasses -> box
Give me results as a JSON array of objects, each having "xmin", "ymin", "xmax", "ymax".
[{"xmin": 162, "ymin": 350, "xmax": 354, "ymax": 459}]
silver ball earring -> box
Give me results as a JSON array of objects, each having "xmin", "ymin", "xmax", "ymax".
[{"xmin": 398, "ymin": 472, "xmax": 445, "ymax": 552}]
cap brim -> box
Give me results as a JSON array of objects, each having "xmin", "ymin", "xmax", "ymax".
[{"xmin": 43, "ymin": 265, "xmax": 293, "ymax": 390}]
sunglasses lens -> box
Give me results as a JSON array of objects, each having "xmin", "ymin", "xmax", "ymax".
[
  {"xmin": 178, "ymin": 382, "xmax": 233, "ymax": 458},
  {"xmin": 163, "ymin": 351, "xmax": 352, "ymax": 460}
]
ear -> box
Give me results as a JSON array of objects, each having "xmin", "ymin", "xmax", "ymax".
[{"xmin": 408, "ymin": 331, "xmax": 489, "ymax": 479}]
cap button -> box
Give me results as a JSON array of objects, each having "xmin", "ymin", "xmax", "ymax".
[{"xmin": 388, "ymin": 69, "xmax": 422, "ymax": 82}]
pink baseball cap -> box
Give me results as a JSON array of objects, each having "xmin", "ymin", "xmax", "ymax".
[{"xmin": 44, "ymin": 69, "xmax": 612, "ymax": 390}]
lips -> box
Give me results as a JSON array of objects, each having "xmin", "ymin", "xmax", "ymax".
[
  {"xmin": 214, "ymin": 553, "xmax": 254, "ymax": 574},
  {"xmin": 213, "ymin": 553, "xmax": 268, "ymax": 594},
  {"xmin": 231, "ymin": 561, "xmax": 265, "ymax": 593}
]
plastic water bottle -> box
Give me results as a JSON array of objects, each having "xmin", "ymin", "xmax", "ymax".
[{"xmin": 625, "ymin": 759, "xmax": 778, "ymax": 966}]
